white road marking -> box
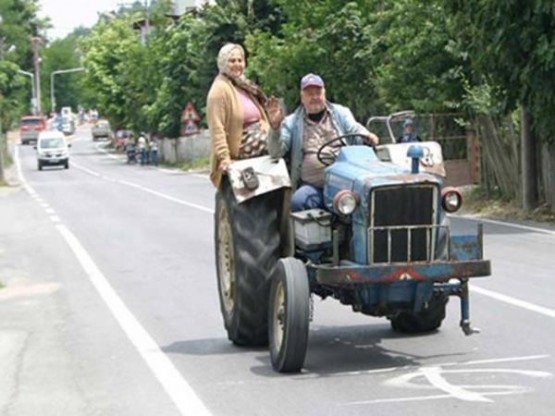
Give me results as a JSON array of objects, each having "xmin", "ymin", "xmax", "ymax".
[
  {"xmin": 45, "ymin": 208, "xmax": 55, "ymax": 215},
  {"xmin": 71, "ymin": 161, "xmax": 214, "ymax": 214},
  {"xmin": 451, "ymin": 213, "xmax": 555, "ymax": 236},
  {"xmin": 455, "ymin": 354, "xmax": 550, "ymax": 367},
  {"xmin": 346, "ymin": 355, "xmax": 551, "ymax": 406},
  {"xmin": 14, "ymin": 145, "xmax": 213, "ymax": 416},
  {"xmin": 56, "ymin": 224, "xmax": 213, "ymax": 416},
  {"xmin": 50, "ymin": 215, "xmax": 61, "ymax": 223},
  {"xmin": 471, "ymin": 286, "xmax": 555, "ymax": 319},
  {"xmin": 420, "ymin": 366, "xmax": 492, "ymax": 402}
]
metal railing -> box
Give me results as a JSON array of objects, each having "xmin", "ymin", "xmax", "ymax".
[{"xmin": 367, "ymin": 224, "xmax": 450, "ymax": 264}]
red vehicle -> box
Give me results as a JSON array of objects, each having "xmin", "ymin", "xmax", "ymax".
[{"xmin": 19, "ymin": 115, "xmax": 47, "ymax": 145}]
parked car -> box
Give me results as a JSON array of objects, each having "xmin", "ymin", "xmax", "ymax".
[
  {"xmin": 19, "ymin": 115, "xmax": 47, "ymax": 145},
  {"xmin": 92, "ymin": 119, "xmax": 113, "ymax": 141},
  {"xmin": 35, "ymin": 130, "xmax": 70, "ymax": 170}
]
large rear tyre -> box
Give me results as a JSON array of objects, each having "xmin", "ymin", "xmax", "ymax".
[
  {"xmin": 215, "ymin": 179, "xmax": 281, "ymax": 346},
  {"xmin": 390, "ymin": 293, "xmax": 448, "ymax": 333},
  {"xmin": 269, "ymin": 257, "xmax": 310, "ymax": 373}
]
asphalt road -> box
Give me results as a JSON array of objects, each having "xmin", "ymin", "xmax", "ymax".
[{"xmin": 1, "ymin": 126, "xmax": 554, "ymax": 416}]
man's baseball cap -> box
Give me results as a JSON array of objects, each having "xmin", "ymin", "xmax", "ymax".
[{"xmin": 300, "ymin": 73, "xmax": 325, "ymax": 90}]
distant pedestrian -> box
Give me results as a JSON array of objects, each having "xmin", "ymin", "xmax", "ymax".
[
  {"xmin": 137, "ymin": 133, "xmax": 147, "ymax": 165},
  {"xmin": 150, "ymin": 135, "xmax": 159, "ymax": 167}
]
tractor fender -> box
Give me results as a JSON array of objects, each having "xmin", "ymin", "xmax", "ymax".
[{"xmin": 227, "ymin": 156, "xmax": 291, "ymax": 204}]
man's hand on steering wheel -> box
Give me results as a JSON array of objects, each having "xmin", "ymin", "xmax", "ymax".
[
  {"xmin": 364, "ymin": 132, "xmax": 379, "ymax": 147},
  {"xmin": 316, "ymin": 133, "xmax": 379, "ymax": 166}
]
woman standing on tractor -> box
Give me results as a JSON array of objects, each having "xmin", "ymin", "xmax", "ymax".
[
  {"xmin": 206, "ymin": 43, "xmax": 283, "ymax": 188},
  {"xmin": 208, "ymin": 43, "xmax": 286, "ymax": 348}
]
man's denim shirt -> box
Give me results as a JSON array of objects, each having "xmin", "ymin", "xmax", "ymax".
[{"xmin": 268, "ymin": 102, "xmax": 370, "ymax": 191}]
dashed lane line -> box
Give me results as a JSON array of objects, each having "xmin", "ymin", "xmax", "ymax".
[{"xmin": 71, "ymin": 160, "xmax": 214, "ymax": 214}]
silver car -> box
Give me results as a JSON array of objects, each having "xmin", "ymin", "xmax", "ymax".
[
  {"xmin": 92, "ymin": 119, "xmax": 113, "ymax": 141},
  {"xmin": 35, "ymin": 131, "xmax": 70, "ymax": 170}
]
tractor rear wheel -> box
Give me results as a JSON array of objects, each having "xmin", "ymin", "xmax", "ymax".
[
  {"xmin": 215, "ymin": 179, "xmax": 281, "ymax": 346},
  {"xmin": 390, "ymin": 293, "xmax": 448, "ymax": 333}
]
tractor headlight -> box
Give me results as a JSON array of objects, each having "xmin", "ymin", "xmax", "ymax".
[
  {"xmin": 333, "ymin": 190, "xmax": 358, "ymax": 215},
  {"xmin": 442, "ymin": 187, "xmax": 463, "ymax": 213}
]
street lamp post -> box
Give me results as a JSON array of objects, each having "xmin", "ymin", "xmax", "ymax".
[
  {"xmin": 17, "ymin": 70, "xmax": 36, "ymax": 115},
  {"xmin": 31, "ymin": 36, "xmax": 42, "ymax": 114},
  {"xmin": 50, "ymin": 67, "xmax": 84, "ymax": 114}
]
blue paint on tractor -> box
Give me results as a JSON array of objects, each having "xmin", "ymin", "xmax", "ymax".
[{"xmin": 292, "ymin": 140, "xmax": 490, "ymax": 335}]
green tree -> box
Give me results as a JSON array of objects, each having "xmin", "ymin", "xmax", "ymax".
[
  {"xmin": 443, "ymin": 0, "xmax": 555, "ymax": 211},
  {"xmin": 40, "ymin": 32, "xmax": 87, "ymax": 114},
  {"xmin": 80, "ymin": 17, "xmax": 143, "ymax": 129}
]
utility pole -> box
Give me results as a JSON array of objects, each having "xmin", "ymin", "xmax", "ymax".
[
  {"xmin": 18, "ymin": 70, "xmax": 36, "ymax": 115},
  {"xmin": 144, "ymin": 0, "xmax": 150, "ymax": 35},
  {"xmin": 31, "ymin": 36, "xmax": 42, "ymax": 114}
]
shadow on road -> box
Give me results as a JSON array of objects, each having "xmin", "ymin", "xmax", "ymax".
[
  {"xmin": 161, "ymin": 338, "xmax": 266, "ymax": 356},
  {"xmin": 162, "ymin": 322, "xmax": 470, "ymax": 378}
]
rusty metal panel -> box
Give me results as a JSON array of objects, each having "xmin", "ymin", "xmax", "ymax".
[{"xmin": 313, "ymin": 259, "xmax": 491, "ymax": 286}]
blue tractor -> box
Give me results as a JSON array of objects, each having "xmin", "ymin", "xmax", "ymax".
[{"xmin": 214, "ymin": 113, "xmax": 491, "ymax": 373}]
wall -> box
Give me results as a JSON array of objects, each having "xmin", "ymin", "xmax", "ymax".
[{"xmin": 158, "ymin": 130, "xmax": 210, "ymax": 165}]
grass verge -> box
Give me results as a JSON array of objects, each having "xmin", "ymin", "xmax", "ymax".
[
  {"xmin": 163, "ymin": 157, "xmax": 210, "ymax": 172},
  {"xmin": 460, "ymin": 186, "xmax": 555, "ymax": 224}
]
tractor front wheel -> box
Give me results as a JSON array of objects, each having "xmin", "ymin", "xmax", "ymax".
[{"xmin": 269, "ymin": 257, "xmax": 310, "ymax": 373}]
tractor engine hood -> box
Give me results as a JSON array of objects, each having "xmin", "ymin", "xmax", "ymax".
[{"xmin": 323, "ymin": 146, "xmax": 442, "ymax": 214}]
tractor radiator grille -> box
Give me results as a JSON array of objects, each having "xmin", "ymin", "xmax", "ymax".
[{"xmin": 369, "ymin": 184, "xmax": 436, "ymax": 263}]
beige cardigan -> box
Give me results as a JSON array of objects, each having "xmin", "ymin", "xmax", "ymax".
[{"xmin": 206, "ymin": 74, "xmax": 269, "ymax": 188}]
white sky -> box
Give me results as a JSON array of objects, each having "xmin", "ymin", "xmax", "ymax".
[{"xmin": 37, "ymin": 0, "xmax": 124, "ymax": 40}]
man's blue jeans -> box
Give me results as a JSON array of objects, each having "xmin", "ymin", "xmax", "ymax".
[{"xmin": 291, "ymin": 184, "xmax": 324, "ymax": 212}]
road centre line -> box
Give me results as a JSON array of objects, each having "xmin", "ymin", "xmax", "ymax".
[
  {"xmin": 471, "ymin": 286, "xmax": 555, "ymax": 319},
  {"xmin": 450, "ymin": 213, "xmax": 555, "ymax": 236},
  {"xmin": 17, "ymin": 146, "xmax": 555, "ymax": 321},
  {"xmin": 69, "ymin": 156, "xmax": 555, "ymax": 322},
  {"xmin": 71, "ymin": 161, "xmax": 214, "ymax": 214},
  {"xmin": 14, "ymin": 146, "xmax": 213, "ymax": 416}
]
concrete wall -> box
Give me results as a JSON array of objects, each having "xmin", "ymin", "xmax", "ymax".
[{"xmin": 158, "ymin": 130, "xmax": 210, "ymax": 164}]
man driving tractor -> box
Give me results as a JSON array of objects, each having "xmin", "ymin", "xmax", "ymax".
[{"xmin": 268, "ymin": 73, "xmax": 379, "ymax": 211}]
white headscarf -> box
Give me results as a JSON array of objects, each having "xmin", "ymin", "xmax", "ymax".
[{"xmin": 217, "ymin": 43, "xmax": 245, "ymax": 77}]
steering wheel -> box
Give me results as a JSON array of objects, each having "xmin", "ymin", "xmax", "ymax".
[{"xmin": 316, "ymin": 133, "xmax": 377, "ymax": 166}]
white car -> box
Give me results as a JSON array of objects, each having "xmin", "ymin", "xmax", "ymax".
[{"xmin": 35, "ymin": 131, "xmax": 71, "ymax": 170}]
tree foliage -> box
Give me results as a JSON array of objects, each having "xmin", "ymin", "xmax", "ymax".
[
  {"xmin": 5, "ymin": 0, "xmax": 554, "ymax": 210},
  {"xmin": 0, "ymin": 0, "xmax": 45, "ymax": 125},
  {"xmin": 40, "ymin": 33, "xmax": 85, "ymax": 113},
  {"xmin": 79, "ymin": 18, "xmax": 146, "ymax": 129},
  {"xmin": 444, "ymin": 0, "xmax": 555, "ymax": 141}
]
